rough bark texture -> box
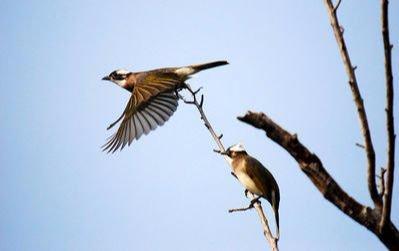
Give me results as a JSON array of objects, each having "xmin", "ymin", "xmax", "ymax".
[
  {"xmin": 380, "ymin": 0, "xmax": 396, "ymax": 232},
  {"xmin": 238, "ymin": 112, "xmax": 399, "ymax": 250}
]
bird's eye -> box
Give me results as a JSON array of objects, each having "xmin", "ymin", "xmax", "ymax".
[{"xmin": 115, "ymin": 74, "xmax": 126, "ymax": 80}]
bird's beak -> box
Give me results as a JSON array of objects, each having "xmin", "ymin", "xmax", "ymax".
[
  {"xmin": 214, "ymin": 149, "xmax": 230, "ymax": 156},
  {"xmin": 102, "ymin": 76, "xmax": 111, "ymax": 81},
  {"xmin": 224, "ymin": 149, "xmax": 232, "ymax": 157}
]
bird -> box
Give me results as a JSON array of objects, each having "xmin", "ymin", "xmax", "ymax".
[
  {"xmin": 101, "ymin": 60, "xmax": 228, "ymax": 153},
  {"xmin": 222, "ymin": 143, "xmax": 280, "ymax": 238}
]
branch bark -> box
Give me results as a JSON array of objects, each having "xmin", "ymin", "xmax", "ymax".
[
  {"xmin": 228, "ymin": 194, "xmax": 278, "ymax": 251},
  {"xmin": 181, "ymin": 85, "xmax": 279, "ymax": 250},
  {"xmin": 238, "ymin": 111, "xmax": 399, "ymax": 250},
  {"xmin": 323, "ymin": 0, "xmax": 381, "ymax": 207},
  {"xmin": 380, "ymin": 0, "xmax": 396, "ymax": 232}
]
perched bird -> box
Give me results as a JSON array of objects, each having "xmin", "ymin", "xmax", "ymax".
[
  {"xmin": 101, "ymin": 60, "xmax": 228, "ymax": 153},
  {"xmin": 223, "ymin": 143, "xmax": 280, "ymax": 238}
]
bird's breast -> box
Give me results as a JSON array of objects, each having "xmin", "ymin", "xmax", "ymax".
[{"xmin": 235, "ymin": 170, "xmax": 263, "ymax": 196}]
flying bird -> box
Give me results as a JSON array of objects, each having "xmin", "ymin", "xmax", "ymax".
[
  {"xmin": 222, "ymin": 143, "xmax": 280, "ymax": 238},
  {"xmin": 101, "ymin": 60, "xmax": 228, "ymax": 153}
]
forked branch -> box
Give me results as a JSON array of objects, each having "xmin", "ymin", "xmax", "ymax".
[{"xmin": 324, "ymin": 0, "xmax": 381, "ymax": 207}]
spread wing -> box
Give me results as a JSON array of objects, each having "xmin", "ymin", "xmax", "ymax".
[
  {"xmin": 133, "ymin": 70, "xmax": 184, "ymax": 105},
  {"xmin": 102, "ymin": 91, "xmax": 179, "ymax": 153}
]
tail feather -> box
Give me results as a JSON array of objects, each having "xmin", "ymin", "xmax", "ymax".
[
  {"xmin": 190, "ymin": 60, "xmax": 229, "ymax": 72},
  {"xmin": 271, "ymin": 189, "xmax": 280, "ymax": 239},
  {"xmin": 274, "ymin": 206, "xmax": 280, "ymax": 239}
]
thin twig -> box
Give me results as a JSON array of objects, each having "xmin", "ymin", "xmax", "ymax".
[
  {"xmin": 333, "ymin": 0, "xmax": 342, "ymax": 13},
  {"xmin": 229, "ymin": 204, "xmax": 254, "ymax": 213},
  {"xmin": 324, "ymin": 0, "xmax": 381, "ymax": 207},
  {"xmin": 179, "ymin": 85, "xmax": 227, "ymax": 155},
  {"xmin": 355, "ymin": 143, "xmax": 365, "ymax": 149},
  {"xmin": 182, "ymin": 85, "xmax": 279, "ymax": 250},
  {"xmin": 380, "ymin": 0, "xmax": 395, "ymax": 231},
  {"xmin": 249, "ymin": 193, "xmax": 279, "ymax": 250}
]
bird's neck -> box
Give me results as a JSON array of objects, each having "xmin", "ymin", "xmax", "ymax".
[
  {"xmin": 231, "ymin": 153, "xmax": 247, "ymax": 171},
  {"xmin": 122, "ymin": 73, "xmax": 137, "ymax": 92}
]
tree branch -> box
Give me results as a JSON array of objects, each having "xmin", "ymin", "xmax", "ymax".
[
  {"xmin": 380, "ymin": 0, "xmax": 396, "ymax": 231},
  {"xmin": 228, "ymin": 204, "xmax": 255, "ymax": 213},
  {"xmin": 238, "ymin": 112, "xmax": 372, "ymax": 225},
  {"xmin": 378, "ymin": 167, "xmax": 387, "ymax": 198},
  {"xmin": 181, "ymin": 85, "xmax": 279, "ymax": 250},
  {"xmin": 238, "ymin": 111, "xmax": 399, "ymax": 249},
  {"xmin": 250, "ymin": 193, "xmax": 279, "ymax": 251},
  {"xmin": 323, "ymin": 0, "xmax": 381, "ymax": 207}
]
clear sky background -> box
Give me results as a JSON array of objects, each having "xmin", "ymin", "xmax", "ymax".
[{"xmin": 1, "ymin": 1, "xmax": 398, "ymax": 250}]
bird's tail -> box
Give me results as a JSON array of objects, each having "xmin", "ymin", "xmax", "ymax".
[
  {"xmin": 274, "ymin": 205, "xmax": 280, "ymax": 240},
  {"xmin": 190, "ymin": 60, "xmax": 229, "ymax": 73}
]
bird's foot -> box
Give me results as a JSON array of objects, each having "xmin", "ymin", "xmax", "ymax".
[{"xmin": 249, "ymin": 196, "xmax": 261, "ymax": 207}]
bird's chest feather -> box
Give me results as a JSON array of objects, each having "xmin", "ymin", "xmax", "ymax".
[{"xmin": 233, "ymin": 159, "xmax": 262, "ymax": 195}]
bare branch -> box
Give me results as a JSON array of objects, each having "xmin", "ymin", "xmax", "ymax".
[
  {"xmin": 238, "ymin": 112, "xmax": 370, "ymax": 223},
  {"xmin": 380, "ymin": 0, "xmax": 396, "ymax": 231},
  {"xmin": 250, "ymin": 193, "xmax": 279, "ymax": 250},
  {"xmin": 183, "ymin": 86, "xmax": 279, "ymax": 250},
  {"xmin": 355, "ymin": 143, "xmax": 365, "ymax": 149},
  {"xmin": 228, "ymin": 203, "xmax": 254, "ymax": 213},
  {"xmin": 228, "ymin": 192, "xmax": 279, "ymax": 250},
  {"xmin": 323, "ymin": 0, "xmax": 381, "ymax": 207},
  {"xmin": 238, "ymin": 111, "xmax": 399, "ymax": 249},
  {"xmin": 378, "ymin": 167, "xmax": 387, "ymax": 197},
  {"xmin": 182, "ymin": 84, "xmax": 227, "ymax": 155},
  {"xmin": 333, "ymin": 0, "xmax": 342, "ymax": 13}
]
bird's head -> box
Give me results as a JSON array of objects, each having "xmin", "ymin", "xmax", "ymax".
[
  {"xmin": 102, "ymin": 69, "xmax": 130, "ymax": 88},
  {"xmin": 224, "ymin": 143, "xmax": 247, "ymax": 158}
]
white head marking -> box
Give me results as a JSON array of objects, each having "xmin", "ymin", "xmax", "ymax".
[
  {"xmin": 110, "ymin": 69, "xmax": 129, "ymax": 87},
  {"xmin": 229, "ymin": 143, "xmax": 246, "ymax": 152},
  {"xmin": 115, "ymin": 69, "xmax": 129, "ymax": 75}
]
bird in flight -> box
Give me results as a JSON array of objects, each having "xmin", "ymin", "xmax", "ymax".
[
  {"xmin": 101, "ymin": 60, "xmax": 228, "ymax": 153},
  {"xmin": 221, "ymin": 143, "xmax": 280, "ymax": 238}
]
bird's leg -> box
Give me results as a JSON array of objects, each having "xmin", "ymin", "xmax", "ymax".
[
  {"xmin": 249, "ymin": 196, "xmax": 261, "ymax": 207},
  {"xmin": 174, "ymin": 88, "xmax": 179, "ymax": 99},
  {"xmin": 244, "ymin": 189, "xmax": 249, "ymax": 198},
  {"xmin": 229, "ymin": 196, "xmax": 260, "ymax": 213}
]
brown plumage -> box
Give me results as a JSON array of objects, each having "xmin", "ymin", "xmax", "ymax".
[
  {"xmin": 101, "ymin": 60, "xmax": 228, "ymax": 153},
  {"xmin": 226, "ymin": 144, "xmax": 280, "ymax": 238}
]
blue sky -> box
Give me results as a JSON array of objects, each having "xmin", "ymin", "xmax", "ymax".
[{"xmin": 1, "ymin": 0, "xmax": 398, "ymax": 250}]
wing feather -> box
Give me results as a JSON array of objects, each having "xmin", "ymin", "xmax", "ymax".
[{"xmin": 102, "ymin": 91, "xmax": 179, "ymax": 153}]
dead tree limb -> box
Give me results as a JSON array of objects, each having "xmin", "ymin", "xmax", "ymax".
[
  {"xmin": 323, "ymin": 0, "xmax": 381, "ymax": 207},
  {"xmin": 238, "ymin": 111, "xmax": 399, "ymax": 250},
  {"xmin": 380, "ymin": 0, "xmax": 396, "ymax": 232},
  {"xmin": 181, "ymin": 85, "xmax": 279, "ymax": 251}
]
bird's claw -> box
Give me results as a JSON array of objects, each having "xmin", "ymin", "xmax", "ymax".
[{"xmin": 249, "ymin": 196, "xmax": 261, "ymax": 207}]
